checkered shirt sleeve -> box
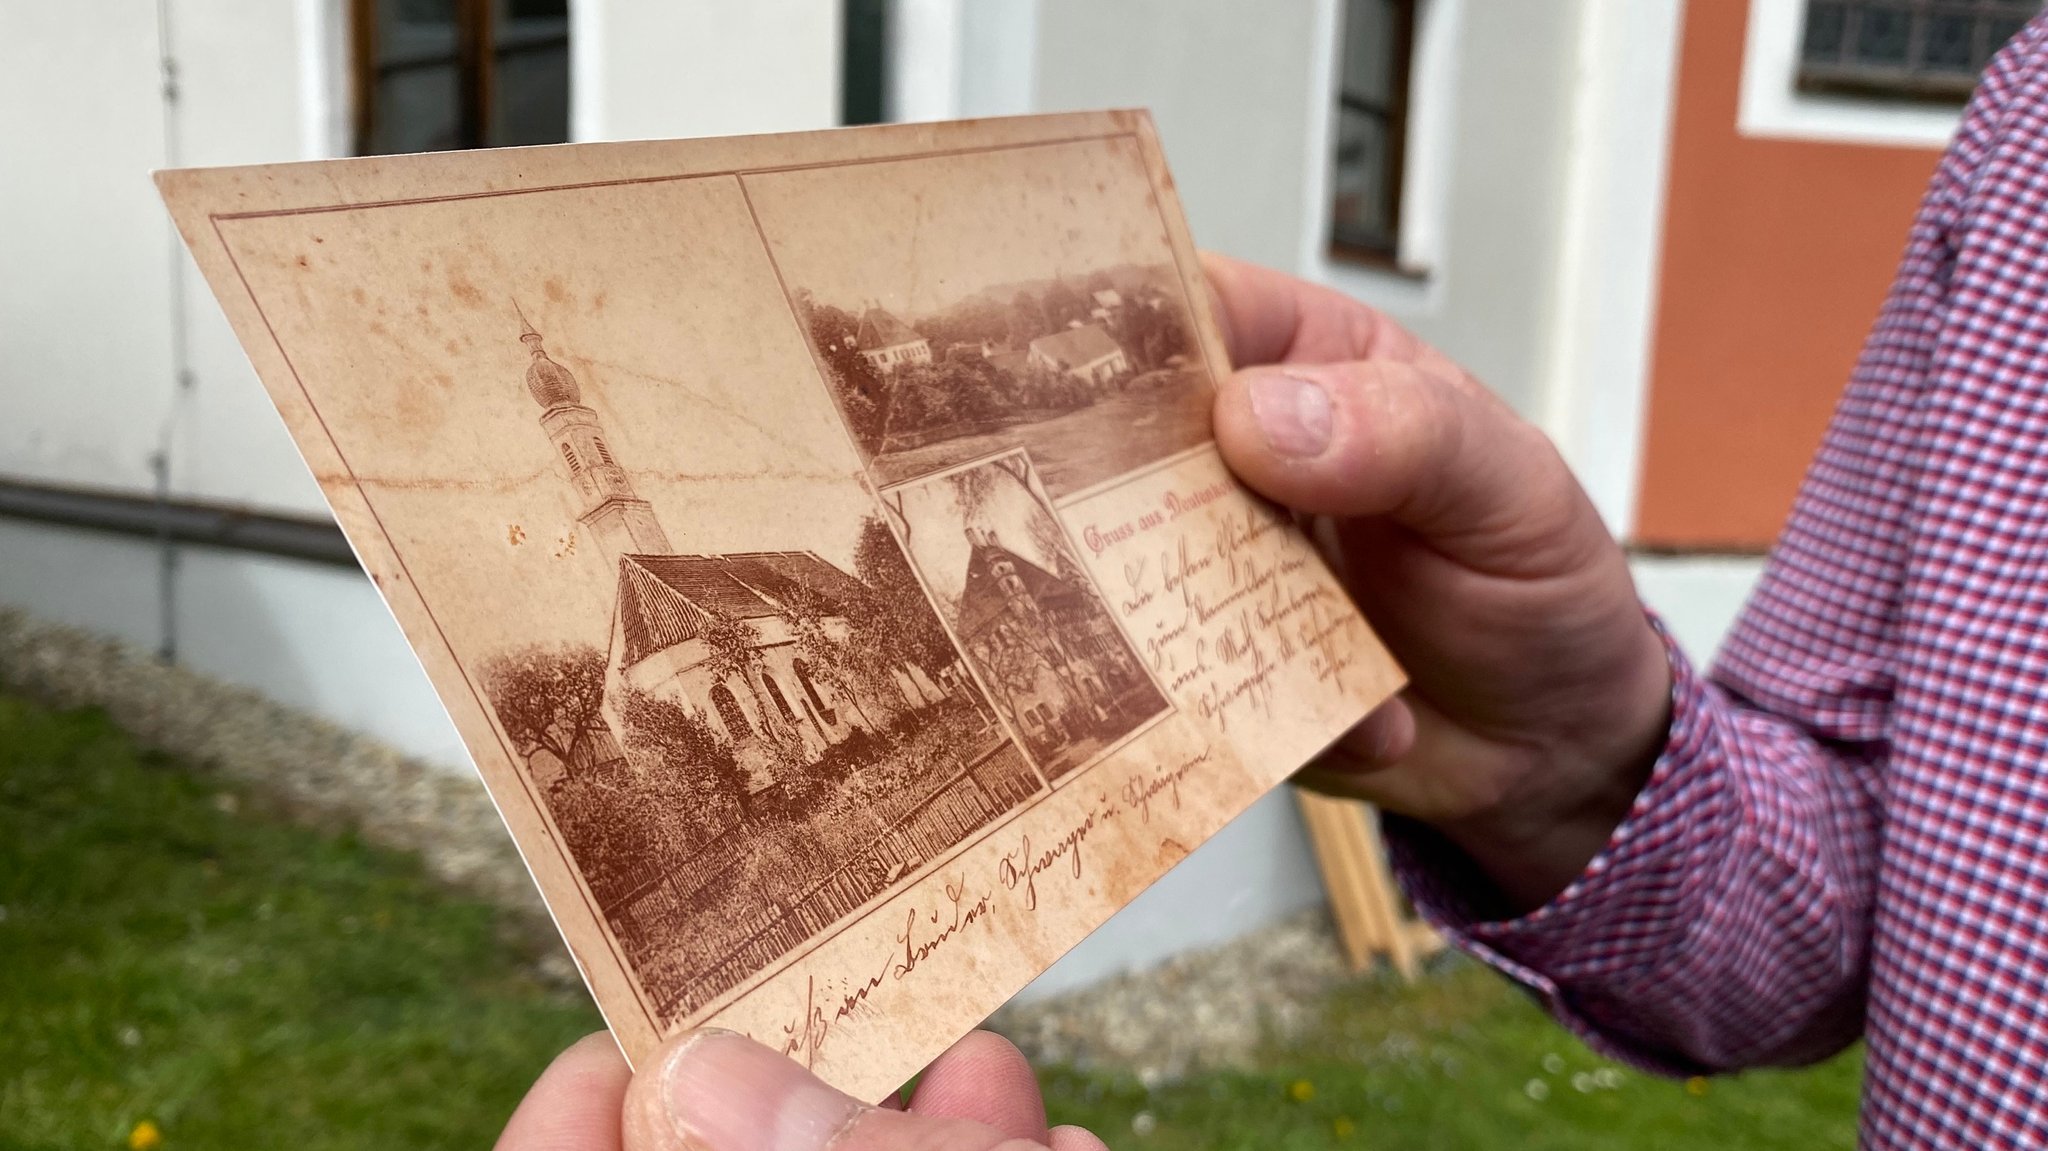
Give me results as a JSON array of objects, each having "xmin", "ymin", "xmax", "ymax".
[{"xmin": 1387, "ymin": 16, "xmax": 2048, "ymax": 1088}]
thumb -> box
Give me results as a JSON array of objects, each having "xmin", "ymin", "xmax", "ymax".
[{"xmin": 1213, "ymin": 359, "xmax": 1593, "ymax": 577}]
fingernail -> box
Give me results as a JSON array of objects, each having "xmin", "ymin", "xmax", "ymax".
[
  {"xmin": 663, "ymin": 1030, "xmax": 863, "ymax": 1151},
  {"xmin": 1249, "ymin": 372, "xmax": 1333, "ymax": 457}
]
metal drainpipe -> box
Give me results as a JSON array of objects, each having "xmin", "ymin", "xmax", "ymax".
[
  {"xmin": 0, "ymin": 477, "xmax": 357, "ymax": 567},
  {"xmin": 155, "ymin": 0, "xmax": 190, "ymax": 663}
]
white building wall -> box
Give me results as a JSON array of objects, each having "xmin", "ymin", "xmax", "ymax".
[
  {"xmin": 1033, "ymin": 0, "xmax": 1328, "ymax": 270},
  {"xmin": 1540, "ymin": 0, "xmax": 1686, "ymax": 535},
  {"xmin": 1, "ymin": 2, "xmax": 178, "ymax": 496},
  {"xmin": 163, "ymin": 0, "xmax": 335, "ymax": 514},
  {"xmin": 572, "ymin": 0, "xmax": 841, "ymax": 142},
  {"xmin": 0, "ymin": 518, "xmax": 470, "ymax": 767},
  {"xmin": 3, "ymin": 0, "xmax": 1769, "ymax": 1002}
]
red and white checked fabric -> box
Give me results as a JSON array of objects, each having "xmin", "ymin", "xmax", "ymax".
[{"xmin": 1389, "ymin": 17, "xmax": 2048, "ymax": 1149}]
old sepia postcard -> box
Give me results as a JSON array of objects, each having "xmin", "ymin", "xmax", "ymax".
[{"xmin": 157, "ymin": 110, "xmax": 1403, "ymax": 1099}]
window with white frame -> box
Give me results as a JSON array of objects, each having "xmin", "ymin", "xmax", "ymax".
[
  {"xmin": 1329, "ymin": 0, "xmax": 1419, "ymax": 264},
  {"xmin": 351, "ymin": 0, "xmax": 570, "ymax": 155},
  {"xmin": 1799, "ymin": 1, "xmax": 2042, "ymax": 101}
]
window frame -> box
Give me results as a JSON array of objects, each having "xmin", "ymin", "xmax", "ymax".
[
  {"xmin": 1795, "ymin": 0, "xmax": 2042, "ymax": 104},
  {"xmin": 349, "ymin": 0, "xmax": 571, "ymax": 156},
  {"xmin": 1328, "ymin": 0, "xmax": 1421, "ymax": 269}
]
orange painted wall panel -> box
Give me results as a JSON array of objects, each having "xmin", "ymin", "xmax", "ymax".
[{"xmin": 1634, "ymin": 0, "xmax": 1942, "ymax": 549}]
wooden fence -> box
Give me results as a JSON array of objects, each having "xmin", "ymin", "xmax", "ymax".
[{"xmin": 657, "ymin": 739, "xmax": 1035, "ymax": 1016}]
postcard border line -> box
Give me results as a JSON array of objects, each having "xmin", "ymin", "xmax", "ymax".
[{"xmin": 208, "ymin": 133, "xmax": 1131, "ymax": 221}]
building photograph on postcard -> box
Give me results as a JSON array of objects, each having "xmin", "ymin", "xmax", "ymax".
[
  {"xmin": 742, "ymin": 134, "xmax": 1213, "ymax": 499},
  {"xmin": 192, "ymin": 175, "xmax": 1046, "ymax": 1026},
  {"xmin": 879, "ymin": 450, "xmax": 1169, "ymax": 780},
  {"xmin": 488, "ymin": 313, "xmax": 1042, "ymax": 1022}
]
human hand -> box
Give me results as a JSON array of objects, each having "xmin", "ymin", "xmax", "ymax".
[
  {"xmin": 1204, "ymin": 253, "xmax": 1673, "ymax": 912},
  {"xmin": 494, "ymin": 1028, "xmax": 1107, "ymax": 1151}
]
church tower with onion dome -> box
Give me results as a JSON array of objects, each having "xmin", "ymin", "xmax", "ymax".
[{"xmin": 517, "ymin": 305, "xmax": 672, "ymax": 565}]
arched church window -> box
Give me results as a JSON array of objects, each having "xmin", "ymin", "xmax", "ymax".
[
  {"xmin": 792, "ymin": 659, "xmax": 836, "ymax": 726},
  {"xmin": 710, "ymin": 683, "xmax": 751, "ymax": 739},
  {"xmin": 594, "ymin": 438, "xmax": 616, "ymax": 466},
  {"xmin": 560, "ymin": 442, "xmax": 583, "ymax": 474},
  {"xmin": 764, "ymin": 675, "xmax": 797, "ymax": 725}
]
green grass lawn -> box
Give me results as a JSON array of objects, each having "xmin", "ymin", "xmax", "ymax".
[
  {"xmin": 0, "ymin": 693, "xmax": 1862, "ymax": 1149},
  {"xmin": 1041, "ymin": 961, "xmax": 1863, "ymax": 1149},
  {"xmin": 0, "ymin": 696, "xmax": 602, "ymax": 1150}
]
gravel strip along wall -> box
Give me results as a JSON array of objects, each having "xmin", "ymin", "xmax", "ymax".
[
  {"xmin": 0, "ymin": 605, "xmax": 1365, "ymax": 1074},
  {"xmin": 989, "ymin": 909, "xmax": 1355, "ymax": 1080},
  {"xmin": 0, "ymin": 607, "xmax": 549, "ymax": 929}
]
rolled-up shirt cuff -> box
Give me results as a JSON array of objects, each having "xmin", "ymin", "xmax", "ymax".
[{"xmin": 1383, "ymin": 614, "xmax": 1726, "ymax": 1069}]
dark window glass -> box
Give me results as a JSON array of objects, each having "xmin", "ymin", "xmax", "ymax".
[
  {"xmin": 354, "ymin": 0, "xmax": 570, "ymax": 155},
  {"xmin": 711, "ymin": 683, "xmax": 752, "ymax": 740},
  {"xmin": 792, "ymin": 659, "xmax": 837, "ymax": 726},
  {"xmin": 764, "ymin": 676, "xmax": 797, "ymax": 724},
  {"xmin": 1329, "ymin": 0, "xmax": 1417, "ymax": 266},
  {"xmin": 1799, "ymin": 1, "xmax": 2043, "ymax": 102},
  {"xmin": 841, "ymin": 0, "xmax": 889, "ymax": 126}
]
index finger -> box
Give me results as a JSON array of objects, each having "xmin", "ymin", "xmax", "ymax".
[
  {"xmin": 907, "ymin": 1031, "xmax": 1049, "ymax": 1141},
  {"xmin": 1199, "ymin": 251, "xmax": 1424, "ymax": 369}
]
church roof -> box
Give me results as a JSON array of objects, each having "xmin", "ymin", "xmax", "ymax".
[
  {"xmin": 718, "ymin": 551, "xmax": 869, "ymax": 610},
  {"xmin": 613, "ymin": 551, "xmax": 867, "ymax": 667},
  {"xmin": 956, "ymin": 537, "xmax": 1082, "ymax": 640},
  {"xmin": 856, "ymin": 306, "xmax": 925, "ymax": 351},
  {"xmin": 1028, "ymin": 324, "xmax": 1123, "ymax": 371}
]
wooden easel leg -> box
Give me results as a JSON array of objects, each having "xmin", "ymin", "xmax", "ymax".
[
  {"xmin": 1296, "ymin": 789, "xmax": 1380, "ymax": 972},
  {"xmin": 1295, "ymin": 786, "xmax": 1444, "ymax": 981}
]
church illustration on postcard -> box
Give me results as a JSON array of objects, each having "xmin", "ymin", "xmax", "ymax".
[{"xmin": 486, "ymin": 309, "xmax": 1051, "ymax": 1020}]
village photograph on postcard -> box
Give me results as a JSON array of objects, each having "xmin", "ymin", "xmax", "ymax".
[
  {"xmin": 742, "ymin": 135, "xmax": 1214, "ymax": 499},
  {"xmin": 879, "ymin": 449, "xmax": 1169, "ymax": 780},
  {"xmin": 200, "ymin": 175, "xmax": 1050, "ymax": 1025}
]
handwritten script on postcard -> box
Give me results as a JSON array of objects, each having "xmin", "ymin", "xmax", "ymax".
[{"xmin": 157, "ymin": 111, "xmax": 1403, "ymax": 1098}]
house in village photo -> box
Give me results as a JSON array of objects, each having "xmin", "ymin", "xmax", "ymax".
[
  {"xmin": 881, "ymin": 450, "xmax": 1169, "ymax": 780},
  {"xmin": 954, "ymin": 523, "xmax": 1153, "ymax": 776},
  {"xmin": 855, "ymin": 305, "xmax": 933, "ymax": 374},
  {"xmin": 795, "ymin": 260, "xmax": 1208, "ymax": 497},
  {"xmin": 1089, "ymin": 288, "xmax": 1122, "ymax": 323},
  {"xmin": 1026, "ymin": 324, "xmax": 1130, "ymax": 387}
]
